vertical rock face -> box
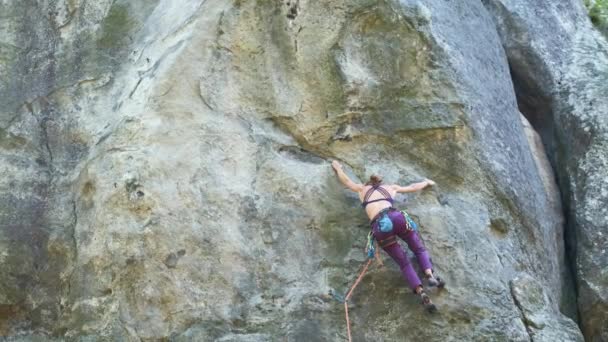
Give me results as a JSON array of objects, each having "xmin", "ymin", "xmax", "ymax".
[
  {"xmin": 481, "ymin": 0, "xmax": 608, "ymax": 340},
  {"xmin": 0, "ymin": 0, "xmax": 602, "ymax": 340},
  {"xmin": 510, "ymin": 274, "xmax": 583, "ymax": 342},
  {"xmin": 1, "ymin": 0, "xmax": 158, "ymax": 336}
]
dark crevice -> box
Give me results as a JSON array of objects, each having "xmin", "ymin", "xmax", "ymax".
[
  {"xmin": 508, "ymin": 60, "xmax": 580, "ymax": 323},
  {"xmin": 509, "ymin": 62, "xmax": 556, "ymax": 165},
  {"xmin": 278, "ymin": 145, "xmax": 326, "ymax": 164}
]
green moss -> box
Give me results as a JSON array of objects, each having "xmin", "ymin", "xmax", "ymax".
[
  {"xmin": 0, "ymin": 128, "xmax": 26, "ymax": 150},
  {"xmin": 585, "ymin": 0, "xmax": 608, "ymax": 34},
  {"xmin": 97, "ymin": 3, "xmax": 135, "ymax": 49},
  {"xmin": 0, "ymin": 42, "xmax": 19, "ymax": 66}
]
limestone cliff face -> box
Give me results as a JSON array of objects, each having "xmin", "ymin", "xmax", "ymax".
[
  {"xmin": 0, "ymin": 0, "xmax": 604, "ymax": 341},
  {"xmin": 482, "ymin": 1, "xmax": 608, "ymax": 340}
]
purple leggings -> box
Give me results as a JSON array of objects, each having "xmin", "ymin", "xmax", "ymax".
[{"xmin": 371, "ymin": 209, "xmax": 432, "ymax": 292}]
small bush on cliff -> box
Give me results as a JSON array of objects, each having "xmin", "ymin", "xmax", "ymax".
[{"xmin": 585, "ymin": 0, "xmax": 608, "ymax": 34}]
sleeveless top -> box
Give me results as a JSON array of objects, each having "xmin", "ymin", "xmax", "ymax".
[{"xmin": 361, "ymin": 185, "xmax": 394, "ymax": 208}]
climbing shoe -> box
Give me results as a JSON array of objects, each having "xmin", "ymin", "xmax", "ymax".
[
  {"xmin": 420, "ymin": 292, "xmax": 437, "ymax": 313},
  {"xmin": 426, "ymin": 275, "xmax": 446, "ymax": 289}
]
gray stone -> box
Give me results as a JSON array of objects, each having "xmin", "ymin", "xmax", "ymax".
[
  {"xmin": 482, "ymin": 0, "xmax": 608, "ymax": 339},
  {"xmin": 1, "ymin": 0, "xmax": 600, "ymax": 340},
  {"xmin": 510, "ymin": 274, "xmax": 584, "ymax": 342}
]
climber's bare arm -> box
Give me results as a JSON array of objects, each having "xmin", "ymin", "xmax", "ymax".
[
  {"xmin": 331, "ymin": 161, "xmax": 363, "ymax": 193},
  {"xmin": 392, "ymin": 179, "xmax": 435, "ymax": 193}
]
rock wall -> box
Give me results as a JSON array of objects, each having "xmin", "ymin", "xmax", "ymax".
[
  {"xmin": 1, "ymin": 0, "xmax": 603, "ymax": 341},
  {"xmin": 482, "ymin": 0, "xmax": 608, "ymax": 340}
]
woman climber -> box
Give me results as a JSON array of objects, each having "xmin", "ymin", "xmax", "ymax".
[{"xmin": 331, "ymin": 160, "xmax": 444, "ymax": 312}]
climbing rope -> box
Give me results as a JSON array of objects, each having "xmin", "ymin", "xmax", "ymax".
[
  {"xmin": 344, "ymin": 258, "xmax": 372, "ymax": 342},
  {"xmin": 374, "ymin": 245, "xmax": 384, "ymax": 267},
  {"xmin": 343, "ymin": 242, "xmax": 382, "ymax": 342}
]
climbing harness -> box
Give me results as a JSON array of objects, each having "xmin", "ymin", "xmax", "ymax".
[
  {"xmin": 402, "ymin": 210, "xmax": 418, "ymax": 231},
  {"xmin": 366, "ymin": 232, "xmax": 376, "ymax": 259},
  {"xmin": 377, "ymin": 235, "xmax": 397, "ymax": 248}
]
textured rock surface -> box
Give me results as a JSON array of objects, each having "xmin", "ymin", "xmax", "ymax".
[
  {"xmin": 0, "ymin": 0, "xmax": 602, "ymax": 340},
  {"xmin": 510, "ymin": 274, "xmax": 584, "ymax": 342},
  {"xmin": 482, "ymin": 0, "xmax": 608, "ymax": 340}
]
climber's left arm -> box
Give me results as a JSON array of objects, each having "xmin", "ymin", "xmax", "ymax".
[{"xmin": 392, "ymin": 179, "xmax": 435, "ymax": 193}]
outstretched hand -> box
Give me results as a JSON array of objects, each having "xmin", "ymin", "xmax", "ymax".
[{"xmin": 425, "ymin": 179, "xmax": 436, "ymax": 186}]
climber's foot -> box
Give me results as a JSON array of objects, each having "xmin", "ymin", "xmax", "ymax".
[
  {"xmin": 420, "ymin": 292, "xmax": 437, "ymax": 313},
  {"xmin": 426, "ymin": 275, "xmax": 446, "ymax": 289}
]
